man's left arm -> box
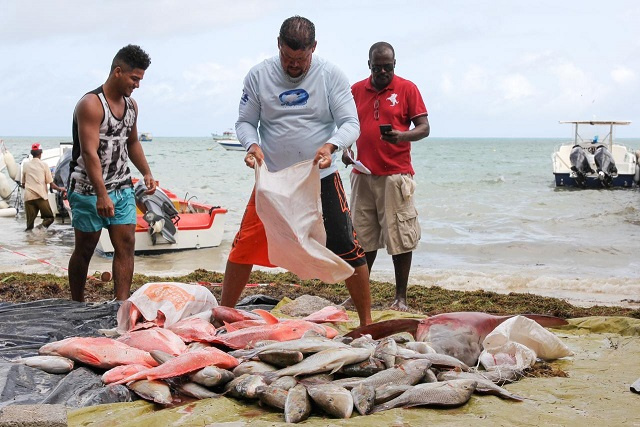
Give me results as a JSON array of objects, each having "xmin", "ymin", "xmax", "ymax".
[
  {"xmin": 325, "ymin": 66, "xmax": 360, "ymax": 153},
  {"xmin": 127, "ymin": 100, "xmax": 156, "ymax": 194}
]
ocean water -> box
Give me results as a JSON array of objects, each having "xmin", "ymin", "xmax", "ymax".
[{"xmin": 1, "ymin": 136, "xmax": 639, "ymax": 308}]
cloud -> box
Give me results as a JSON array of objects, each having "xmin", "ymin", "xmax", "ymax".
[
  {"xmin": 611, "ymin": 66, "xmax": 636, "ymax": 84},
  {"xmin": 500, "ymin": 74, "xmax": 534, "ymax": 101}
]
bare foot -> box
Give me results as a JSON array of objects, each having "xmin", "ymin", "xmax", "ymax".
[{"xmin": 390, "ymin": 299, "xmax": 409, "ymax": 312}]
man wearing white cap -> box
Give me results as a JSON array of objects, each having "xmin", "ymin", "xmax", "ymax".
[{"xmin": 21, "ymin": 143, "xmax": 67, "ymax": 231}]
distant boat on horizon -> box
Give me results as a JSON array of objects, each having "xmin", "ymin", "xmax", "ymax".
[
  {"xmin": 211, "ymin": 129, "xmax": 243, "ymax": 151},
  {"xmin": 140, "ymin": 132, "xmax": 153, "ymax": 142}
]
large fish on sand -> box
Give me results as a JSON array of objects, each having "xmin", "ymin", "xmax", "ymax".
[
  {"xmin": 346, "ymin": 312, "xmax": 568, "ymax": 366},
  {"xmin": 39, "ymin": 337, "xmax": 158, "ymax": 369},
  {"xmin": 284, "ymin": 384, "xmax": 311, "ymax": 423},
  {"xmin": 128, "ymin": 379, "xmax": 173, "ymax": 405},
  {"xmin": 371, "ymin": 379, "xmax": 477, "ymax": 413},
  {"xmin": 115, "ymin": 347, "xmax": 238, "ymax": 384}
]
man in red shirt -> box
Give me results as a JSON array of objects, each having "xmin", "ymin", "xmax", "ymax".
[{"xmin": 344, "ymin": 41, "xmax": 430, "ymax": 311}]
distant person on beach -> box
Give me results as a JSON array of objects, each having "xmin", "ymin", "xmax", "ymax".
[
  {"xmin": 220, "ymin": 15, "xmax": 372, "ymax": 327},
  {"xmin": 343, "ymin": 41, "xmax": 430, "ymax": 311},
  {"xmin": 21, "ymin": 143, "xmax": 67, "ymax": 231},
  {"xmin": 67, "ymin": 44, "xmax": 156, "ymax": 302}
]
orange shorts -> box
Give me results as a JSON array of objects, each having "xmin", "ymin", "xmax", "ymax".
[{"xmin": 228, "ymin": 189, "xmax": 275, "ymax": 267}]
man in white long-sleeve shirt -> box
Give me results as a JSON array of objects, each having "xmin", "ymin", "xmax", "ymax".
[{"xmin": 220, "ymin": 15, "xmax": 372, "ymax": 327}]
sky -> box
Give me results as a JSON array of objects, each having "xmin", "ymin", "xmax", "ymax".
[{"xmin": 1, "ymin": 0, "xmax": 639, "ymax": 138}]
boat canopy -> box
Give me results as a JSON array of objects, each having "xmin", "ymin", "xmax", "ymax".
[{"xmin": 559, "ymin": 120, "xmax": 631, "ymax": 125}]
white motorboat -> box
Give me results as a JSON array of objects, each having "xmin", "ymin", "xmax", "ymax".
[
  {"xmin": 139, "ymin": 133, "xmax": 153, "ymax": 142},
  {"xmin": 552, "ymin": 120, "xmax": 638, "ymax": 188},
  {"xmin": 211, "ymin": 130, "xmax": 244, "ymax": 151},
  {"xmin": 95, "ymin": 180, "xmax": 227, "ymax": 255}
]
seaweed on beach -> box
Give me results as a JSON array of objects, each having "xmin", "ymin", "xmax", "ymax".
[{"xmin": 1, "ymin": 269, "xmax": 638, "ymax": 320}]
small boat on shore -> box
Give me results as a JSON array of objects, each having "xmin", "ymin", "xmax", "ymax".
[
  {"xmin": 552, "ymin": 120, "xmax": 638, "ymax": 188},
  {"xmin": 95, "ymin": 180, "xmax": 227, "ymax": 255},
  {"xmin": 139, "ymin": 133, "xmax": 152, "ymax": 142},
  {"xmin": 211, "ymin": 130, "xmax": 243, "ymax": 151}
]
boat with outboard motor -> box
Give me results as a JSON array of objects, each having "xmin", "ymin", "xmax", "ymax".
[
  {"xmin": 139, "ymin": 133, "xmax": 152, "ymax": 142},
  {"xmin": 551, "ymin": 120, "xmax": 639, "ymax": 188},
  {"xmin": 94, "ymin": 180, "xmax": 227, "ymax": 254},
  {"xmin": 211, "ymin": 130, "xmax": 243, "ymax": 151}
]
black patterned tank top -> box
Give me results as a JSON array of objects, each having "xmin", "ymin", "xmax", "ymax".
[{"xmin": 70, "ymin": 86, "xmax": 135, "ymax": 195}]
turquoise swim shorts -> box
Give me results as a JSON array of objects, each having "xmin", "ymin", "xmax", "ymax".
[{"xmin": 69, "ymin": 187, "xmax": 137, "ymax": 232}]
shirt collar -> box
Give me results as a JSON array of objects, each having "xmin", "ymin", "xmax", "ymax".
[{"xmin": 365, "ymin": 75, "xmax": 396, "ymax": 93}]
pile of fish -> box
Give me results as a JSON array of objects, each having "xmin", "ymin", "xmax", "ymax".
[{"xmin": 16, "ymin": 299, "xmax": 571, "ymax": 423}]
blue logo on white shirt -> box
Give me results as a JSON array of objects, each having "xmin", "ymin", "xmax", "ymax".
[
  {"xmin": 279, "ymin": 89, "xmax": 309, "ymax": 106},
  {"xmin": 240, "ymin": 90, "xmax": 249, "ymax": 105}
]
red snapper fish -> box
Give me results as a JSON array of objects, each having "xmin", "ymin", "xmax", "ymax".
[
  {"xmin": 115, "ymin": 347, "xmax": 239, "ymax": 385},
  {"xmin": 39, "ymin": 337, "xmax": 158, "ymax": 369},
  {"xmin": 167, "ymin": 316, "xmax": 218, "ymax": 342},
  {"xmin": 211, "ymin": 306, "xmax": 262, "ymax": 326},
  {"xmin": 210, "ymin": 319, "xmax": 335, "ymax": 350},
  {"xmin": 346, "ymin": 312, "xmax": 568, "ymax": 366},
  {"xmin": 116, "ymin": 327, "xmax": 187, "ymax": 355},
  {"xmin": 303, "ymin": 306, "xmax": 350, "ymax": 324},
  {"xmin": 102, "ymin": 364, "xmax": 150, "ymax": 384}
]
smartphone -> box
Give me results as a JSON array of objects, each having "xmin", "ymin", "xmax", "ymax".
[{"xmin": 379, "ymin": 124, "xmax": 392, "ymax": 135}]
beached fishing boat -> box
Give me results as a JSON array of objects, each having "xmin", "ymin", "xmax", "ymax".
[
  {"xmin": 95, "ymin": 181, "xmax": 227, "ymax": 255},
  {"xmin": 552, "ymin": 120, "xmax": 639, "ymax": 188},
  {"xmin": 211, "ymin": 130, "xmax": 243, "ymax": 151}
]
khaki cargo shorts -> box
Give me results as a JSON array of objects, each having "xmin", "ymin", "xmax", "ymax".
[{"xmin": 349, "ymin": 172, "xmax": 421, "ymax": 255}]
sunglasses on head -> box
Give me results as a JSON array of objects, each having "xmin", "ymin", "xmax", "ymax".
[{"xmin": 370, "ymin": 63, "xmax": 394, "ymax": 73}]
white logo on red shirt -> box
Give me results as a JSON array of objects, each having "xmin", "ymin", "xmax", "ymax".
[{"xmin": 387, "ymin": 93, "xmax": 399, "ymax": 106}]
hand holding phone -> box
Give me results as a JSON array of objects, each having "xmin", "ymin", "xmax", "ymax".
[{"xmin": 379, "ymin": 124, "xmax": 392, "ymax": 135}]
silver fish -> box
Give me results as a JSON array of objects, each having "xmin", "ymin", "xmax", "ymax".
[
  {"xmin": 128, "ymin": 379, "xmax": 173, "ymax": 405},
  {"xmin": 284, "ymin": 384, "xmax": 311, "ymax": 423},
  {"xmin": 298, "ymin": 373, "xmax": 334, "ymax": 384},
  {"xmin": 271, "ymin": 375, "xmax": 298, "ymax": 390},
  {"xmin": 423, "ymin": 368, "xmax": 438, "ymax": 383},
  {"xmin": 404, "ymin": 342, "xmax": 436, "ymax": 354},
  {"xmin": 14, "ymin": 355, "xmax": 74, "ymax": 374},
  {"xmin": 371, "ymin": 379, "xmax": 477, "ymax": 413},
  {"xmin": 190, "ymin": 365, "xmax": 235, "ymax": 387},
  {"xmin": 258, "ymin": 349, "xmax": 304, "ymax": 367},
  {"xmin": 340, "ymin": 357, "xmax": 386, "ymax": 377},
  {"xmin": 373, "ymin": 384, "xmax": 413, "ymax": 404},
  {"xmin": 263, "ymin": 347, "xmax": 373, "ymax": 382},
  {"xmin": 231, "ymin": 337, "xmax": 350, "ymax": 360},
  {"xmin": 350, "ymin": 334, "xmax": 377, "ymax": 349},
  {"xmin": 225, "ymin": 373, "xmax": 267, "ymax": 399},
  {"xmin": 337, "ymin": 359, "xmax": 432, "ymax": 390},
  {"xmin": 437, "ymin": 371, "xmax": 524, "ymax": 401},
  {"xmin": 395, "ymin": 348, "xmax": 470, "ymax": 371},
  {"xmin": 256, "ymin": 384, "xmax": 289, "ymax": 410},
  {"xmin": 307, "ymin": 383, "xmax": 353, "ymax": 419},
  {"xmin": 232, "ymin": 360, "xmax": 276, "ymax": 377},
  {"xmin": 176, "ymin": 381, "xmax": 220, "ymax": 399},
  {"xmin": 351, "ymin": 383, "xmax": 375, "ymax": 415},
  {"xmin": 374, "ymin": 337, "xmax": 398, "ymax": 369}
]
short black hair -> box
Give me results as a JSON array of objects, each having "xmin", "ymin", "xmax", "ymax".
[
  {"xmin": 369, "ymin": 42, "xmax": 395, "ymax": 60},
  {"xmin": 279, "ymin": 16, "xmax": 315, "ymax": 50},
  {"xmin": 111, "ymin": 44, "xmax": 151, "ymax": 73}
]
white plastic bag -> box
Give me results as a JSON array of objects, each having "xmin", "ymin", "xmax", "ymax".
[
  {"xmin": 117, "ymin": 282, "xmax": 218, "ymax": 333},
  {"xmin": 480, "ymin": 315, "xmax": 573, "ymax": 370},
  {"xmin": 255, "ymin": 160, "xmax": 354, "ymax": 283}
]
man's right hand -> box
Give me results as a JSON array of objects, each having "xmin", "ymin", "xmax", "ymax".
[
  {"xmin": 341, "ymin": 148, "xmax": 355, "ymax": 167},
  {"xmin": 96, "ymin": 194, "xmax": 115, "ymax": 218},
  {"xmin": 244, "ymin": 144, "xmax": 264, "ymax": 169}
]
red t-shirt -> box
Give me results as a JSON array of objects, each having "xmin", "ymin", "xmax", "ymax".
[{"xmin": 351, "ymin": 75, "xmax": 428, "ymax": 176}]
